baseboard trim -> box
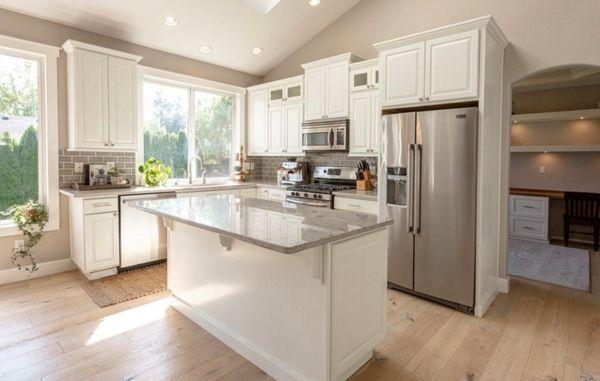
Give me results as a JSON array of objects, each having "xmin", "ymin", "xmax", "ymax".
[
  {"xmin": 171, "ymin": 295, "xmax": 308, "ymax": 381},
  {"xmin": 475, "ymin": 286, "xmax": 499, "ymax": 318},
  {"xmin": 497, "ymin": 277, "xmax": 510, "ymax": 293},
  {"xmin": 0, "ymin": 258, "xmax": 75, "ymax": 285}
]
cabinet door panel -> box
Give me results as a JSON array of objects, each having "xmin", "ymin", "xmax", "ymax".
[
  {"xmin": 84, "ymin": 212, "xmax": 119, "ymax": 272},
  {"xmin": 285, "ymin": 103, "xmax": 303, "ymax": 154},
  {"xmin": 269, "ymin": 87, "xmax": 284, "ymax": 105},
  {"xmin": 108, "ymin": 56, "xmax": 137, "ymax": 149},
  {"xmin": 350, "ymin": 68, "xmax": 370, "ymax": 92},
  {"xmin": 248, "ymin": 89, "xmax": 269, "ymax": 154},
  {"xmin": 75, "ymin": 49, "xmax": 109, "ymax": 148},
  {"xmin": 380, "ymin": 42, "xmax": 425, "ymax": 107},
  {"xmin": 349, "ymin": 92, "xmax": 370, "ymax": 155},
  {"xmin": 425, "ymin": 30, "xmax": 479, "ymax": 101},
  {"xmin": 304, "ymin": 68, "xmax": 326, "ymax": 121},
  {"xmin": 326, "ymin": 62, "xmax": 349, "ymax": 118},
  {"xmin": 268, "ymin": 107, "xmax": 285, "ymax": 153},
  {"xmin": 285, "ymin": 82, "xmax": 303, "ymax": 102},
  {"xmin": 370, "ymin": 91, "xmax": 380, "ymax": 155}
]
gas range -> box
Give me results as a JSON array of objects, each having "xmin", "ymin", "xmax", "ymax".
[{"xmin": 285, "ymin": 166, "xmax": 357, "ymax": 208}]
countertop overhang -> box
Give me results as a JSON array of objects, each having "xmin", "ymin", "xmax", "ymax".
[{"xmin": 128, "ymin": 194, "xmax": 392, "ymax": 254}]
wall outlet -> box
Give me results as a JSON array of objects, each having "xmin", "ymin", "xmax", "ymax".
[
  {"xmin": 14, "ymin": 240, "xmax": 25, "ymax": 251},
  {"xmin": 74, "ymin": 162, "xmax": 84, "ymax": 173},
  {"xmin": 106, "ymin": 162, "xmax": 115, "ymax": 170},
  {"xmin": 539, "ymin": 165, "xmax": 546, "ymax": 174}
]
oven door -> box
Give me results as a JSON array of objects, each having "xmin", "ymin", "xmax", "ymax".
[{"xmin": 302, "ymin": 126, "xmax": 334, "ymax": 151}]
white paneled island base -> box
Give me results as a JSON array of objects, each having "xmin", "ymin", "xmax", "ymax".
[{"xmin": 131, "ymin": 195, "xmax": 391, "ymax": 381}]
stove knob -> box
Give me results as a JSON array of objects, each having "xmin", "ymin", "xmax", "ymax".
[
  {"xmin": 293, "ymin": 192, "xmax": 298, "ymax": 197},
  {"xmin": 318, "ymin": 194, "xmax": 323, "ymax": 199},
  {"xmin": 304, "ymin": 193, "xmax": 309, "ymax": 198},
  {"xmin": 313, "ymin": 194, "xmax": 318, "ymax": 199}
]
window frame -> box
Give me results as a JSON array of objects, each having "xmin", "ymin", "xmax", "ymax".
[
  {"xmin": 138, "ymin": 66, "xmax": 246, "ymax": 184},
  {"xmin": 0, "ymin": 35, "xmax": 59, "ymax": 237}
]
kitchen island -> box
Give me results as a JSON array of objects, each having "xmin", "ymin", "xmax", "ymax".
[{"xmin": 130, "ymin": 194, "xmax": 392, "ymax": 381}]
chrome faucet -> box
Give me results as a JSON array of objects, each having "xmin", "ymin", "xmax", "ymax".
[{"xmin": 188, "ymin": 155, "xmax": 208, "ymax": 185}]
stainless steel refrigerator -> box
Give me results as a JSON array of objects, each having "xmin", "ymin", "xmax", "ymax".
[{"xmin": 378, "ymin": 107, "xmax": 478, "ymax": 313}]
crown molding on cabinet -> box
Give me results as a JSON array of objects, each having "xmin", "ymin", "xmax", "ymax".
[
  {"xmin": 373, "ymin": 15, "xmax": 509, "ymax": 51},
  {"xmin": 62, "ymin": 39, "xmax": 143, "ymax": 62},
  {"xmin": 247, "ymin": 74, "xmax": 304, "ymax": 91},
  {"xmin": 301, "ymin": 52, "xmax": 361, "ymax": 70},
  {"xmin": 349, "ymin": 58, "xmax": 378, "ymax": 70}
]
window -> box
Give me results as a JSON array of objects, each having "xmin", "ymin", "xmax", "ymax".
[
  {"xmin": 0, "ymin": 35, "xmax": 59, "ymax": 236},
  {"xmin": 142, "ymin": 78, "xmax": 235, "ymax": 182}
]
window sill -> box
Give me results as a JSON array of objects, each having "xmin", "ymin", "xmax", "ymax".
[{"xmin": 0, "ymin": 220, "xmax": 60, "ymax": 238}]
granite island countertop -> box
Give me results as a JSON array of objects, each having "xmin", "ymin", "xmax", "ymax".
[{"xmin": 129, "ymin": 194, "xmax": 392, "ymax": 254}]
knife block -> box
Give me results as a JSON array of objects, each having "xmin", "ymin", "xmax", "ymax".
[{"xmin": 356, "ymin": 170, "xmax": 373, "ymax": 191}]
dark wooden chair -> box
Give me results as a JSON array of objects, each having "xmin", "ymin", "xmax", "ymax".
[{"xmin": 563, "ymin": 192, "xmax": 600, "ymax": 251}]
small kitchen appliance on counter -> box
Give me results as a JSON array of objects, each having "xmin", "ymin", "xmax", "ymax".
[
  {"xmin": 280, "ymin": 159, "xmax": 309, "ymax": 186},
  {"xmin": 286, "ymin": 166, "xmax": 356, "ymax": 208}
]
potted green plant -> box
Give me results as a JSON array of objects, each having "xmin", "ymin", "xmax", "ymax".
[
  {"xmin": 108, "ymin": 166, "xmax": 127, "ymax": 185},
  {"xmin": 2, "ymin": 201, "xmax": 47, "ymax": 273},
  {"xmin": 138, "ymin": 157, "xmax": 172, "ymax": 187}
]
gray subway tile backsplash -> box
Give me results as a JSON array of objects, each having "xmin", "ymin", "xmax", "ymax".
[{"xmin": 58, "ymin": 148, "xmax": 136, "ymax": 188}]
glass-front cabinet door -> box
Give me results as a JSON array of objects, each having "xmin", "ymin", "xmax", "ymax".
[
  {"xmin": 285, "ymin": 82, "xmax": 303, "ymax": 102},
  {"xmin": 350, "ymin": 68, "xmax": 370, "ymax": 91},
  {"xmin": 269, "ymin": 87, "xmax": 284, "ymax": 105},
  {"xmin": 372, "ymin": 67, "xmax": 380, "ymax": 88}
]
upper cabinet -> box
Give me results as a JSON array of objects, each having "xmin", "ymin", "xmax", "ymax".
[
  {"xmin": 349, "ymin": 59, "xmax": 380, "ymax": 157},
  {"xmin": 63, "ymin": 40, "xmax": 142, "ymax": 151},
  {"xmin": 247, "ymin": 75, "xmax": 304, "ymax": 156},
  {"xmin": 376, "ymin": 26, "xmax": 481, "ymax": 108},
  {"xmin": 302, "ymin": 53, "xmax": 359, "ymax": 121}
]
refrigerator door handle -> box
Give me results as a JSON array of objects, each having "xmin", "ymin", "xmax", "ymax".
[
  {"xmin": 415, "ymin": 143, "xmax": 423, "ymax": 234},
  {"xmin": 407, "ymin": 143, "xmax": 415, "ymax": 233}
]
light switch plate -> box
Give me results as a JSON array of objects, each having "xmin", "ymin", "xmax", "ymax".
[
  {"xmin": 539, "ymin": 165, "xmax": 546, "ymax": 174},
  {"xmin": 74, "ymin": 162, "xmax": 84, "ymax": 173}
]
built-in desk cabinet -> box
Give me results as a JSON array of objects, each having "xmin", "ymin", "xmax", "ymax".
[
  {"xmin": 509, "ymin": 195, "xmax": 549, "ymax": 242},
  {"xmin": 62, "ymin": 40, "xmax": 142, "ymax": 151}
]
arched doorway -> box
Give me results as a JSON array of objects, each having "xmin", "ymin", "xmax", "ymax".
[{"xmin": 505, "ymin": 64, "xmax": 600, "ymax": 291}]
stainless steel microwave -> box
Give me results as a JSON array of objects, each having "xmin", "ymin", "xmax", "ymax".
[{"xmin": 301, "ymin": 119, "xmax": 348, "ymax": 151}]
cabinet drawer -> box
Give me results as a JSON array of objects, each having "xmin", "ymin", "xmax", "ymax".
[
  {"xmin": 334, "ymin": 197, "xmax": 378, "ymax": 214},
  {"xmin": 240, "ymin": 188, "xmax": 257, "ymax": 198},
  {"xmin": 268, "ymin": 189, "xmax": 286, "ymax": 202},
  {"xmin": 509, "ymin": 216, "xmax": 548, "ymax": 241},
  {"xmin": 257, "ymin": 188, "xmax": 270, "ymax": 200},
  {"xmin": 509, "ymin": 195, "xmax": 548, "ymax": 218},
  {"xmin": 83, "ymin": 198, "xmax": 118, "ymax": 214}
]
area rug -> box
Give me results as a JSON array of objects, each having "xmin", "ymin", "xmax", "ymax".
[
  {"xmin": 81, "ymin": 263, "xmax": 167, "ymax": 307},
  {"xmin": 508, "ymin": 238, "xmax": 590, "ymax": 292}
]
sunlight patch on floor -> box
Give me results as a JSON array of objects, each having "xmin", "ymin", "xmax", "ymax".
[{"xmin": 86, "ymin": 297, "xmax": 171, "ymax": 345}]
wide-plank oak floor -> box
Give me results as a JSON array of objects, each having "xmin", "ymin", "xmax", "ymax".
[{"xmin": 0, "ymin": 249, "xmax": 598, "ymax": 381}]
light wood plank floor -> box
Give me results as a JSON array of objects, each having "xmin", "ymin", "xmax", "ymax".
[{"xmin": 0, "ymin": 249, "xmax": 598, "ymax": 381}]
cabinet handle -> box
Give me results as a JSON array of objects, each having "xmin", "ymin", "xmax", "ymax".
[
  {"xmin": 113, "ymin": 212, "xmax": 118, "ymax": 217},
  {"xmin": 348, "ymin": 204, "xmax": 361, "ymax": 208},
  {"xmin": 104, "ymin": 143, "xmax": 109, "ymax": 147},
  {"xmin": 111, "ymin": 143, "xmax": 115, "ymax": 146},
  {"xmin": 92, "ymin": 202, "xmax": 111, "ymax": 207},
  {"xmin": 425, "ymin": 96, "xmax": 430, "ymax": 101},
  {"xmin": 419, "ymin": 97, "xmax": 423, "ymax": 101}
]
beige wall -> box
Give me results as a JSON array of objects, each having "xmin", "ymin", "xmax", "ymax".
[
  {"xmin": 513, "ymin": 84, "xmax": 600, "ymax": 114},
  {"xmin": 262, "ymin": 0, "xmax": 600, "ymax": 280},
  {"xmin": 0, "ymin": 8, "xmax": 261, "ymax": 271}
]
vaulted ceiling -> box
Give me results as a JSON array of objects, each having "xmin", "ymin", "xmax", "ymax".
[{"xmin": 0, "ymin": 0, "xmax": 361, "ymax": 76}]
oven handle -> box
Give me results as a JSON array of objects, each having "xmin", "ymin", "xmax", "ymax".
[
  {"xmin": 328, "ymin": 128, "xmax": 334, "ymax": 148},
  {"xmin": 286, "ymin": 198, "xmax": 330, "ymax": 208}
]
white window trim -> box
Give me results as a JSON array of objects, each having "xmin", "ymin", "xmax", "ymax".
[
  {"xmin": 0, "ymin": 35, "xmax": 59, "ymax": 238},
  {"xmin": 137, "ymin": 66, "xmax": 246, "ymax": 184}
]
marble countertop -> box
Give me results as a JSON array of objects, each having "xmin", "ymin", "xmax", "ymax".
[
  {"xmin": 332, "ymin": 189, "xmax": 378, "ymax": 201},
  {"xmin": 129, "ymin": 195, "xmax": 392, "ymax": 254},
  {"xmin": 59, "ymin": 180, "xmax": 283, "ymax": 199}
]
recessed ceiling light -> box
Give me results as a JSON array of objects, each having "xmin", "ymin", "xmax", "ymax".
[
  {"xmin": 199, "ymin": 46, "xmax": 213, "ymax": 54},
  {"xmin": 513, "ymin": 120, "xmax": 517, "ymax": 124},
  {"xmin": 251, "ymin": 47, "xmax": 263, "ymax": 55},
  {"xmin": 308, "ymin": 0, "xmax": 322, "ymax": 6},
  {"xmin": 163, "ymin": 16, "xmax": 178, "ymax": 26}
]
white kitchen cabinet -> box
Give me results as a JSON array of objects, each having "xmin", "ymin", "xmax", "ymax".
[
  {"xmin": 269, "ymin": 81, "xmax": 303, "ymax": 105},
  {"xmin": 371, "ymin": 91, "xmax": 381, "ymax": 153},
  {"xmin": 304, "ymin": 67, "xmax": 326, "ymax": 121},
  {"xmin": 63, "ymin": 40, "xmax": 141, "ymax": 151},
  {"xmin": 247, "ymin": 88, "xmax": 269, "ymax": 155},
  {"xmin": 508, "ymin": 195, "xmax": 549, "ymax": 242},
  {"xmin": 302, "ymin": 53, "xmax": 358, "ymax": 121},
  {"xmin": 285, "ymin": 102, "xmax": 303, "ymax": 154},
  {"xmin": 375, "ymin": 28, "xmax": 479, "ymax": 108},
  {"xmin": 379, "ymin": 42, "xmax": 425, "ymax": 107},
  {"xmin": 334, "ymin": 197, "xmax": 378, "ymax": 214},
  {"xmin": 425, "ymin": 30, "xmax": 479, "ymax": 102},
  {"xmin": 84, "ymin": 212, "xmax": 120, "ymax": 272},
  {"xmin": 107, "ymin": 56, "xmax": 138, "ymax": 149},
  {"xmin": 268, "ymin": 106, "xmax": 285, "ymax": 153},
  {"xmin": 68, "ymin": 196, "xmax": 120, "ymax": 280},
  {"xmin": 350, "ymin": 58, "xmax": 379, "ymax": 92},
  {"xmin": 349, "ymin": 90, "xmax": 380, "ymax": 156}
]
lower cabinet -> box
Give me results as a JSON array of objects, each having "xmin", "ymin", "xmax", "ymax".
[
  {"xmin": 334, "ymin": 197, "xmax": 378, "ymax": 214},
  {"xmin": 509, "ymin": 195, "xmax": 549, "ymax": 242},
  {"xmin": 69, "ymin": 197, "xmax": 120, "ymax": 279}
]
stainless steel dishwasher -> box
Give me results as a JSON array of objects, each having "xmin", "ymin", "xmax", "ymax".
[{"xmin": 119, "ymin": 192, "xmax": 177, "ymax": 270}]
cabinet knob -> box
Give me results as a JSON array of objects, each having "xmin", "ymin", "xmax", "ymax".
[
  {"xmin": 104, "ymin": 143, "xmax": 109, "ymax": 146},
  {"xmin": 419, "ymin": 97, "xmax": 423, "ymax": 101},
  {"xmin": 111, "ymin": 143, "xmax": 115, "ymax": 146},
  {"xmin": 425, "ymin": 97, "xmax": 430, "ymax": 101}
]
